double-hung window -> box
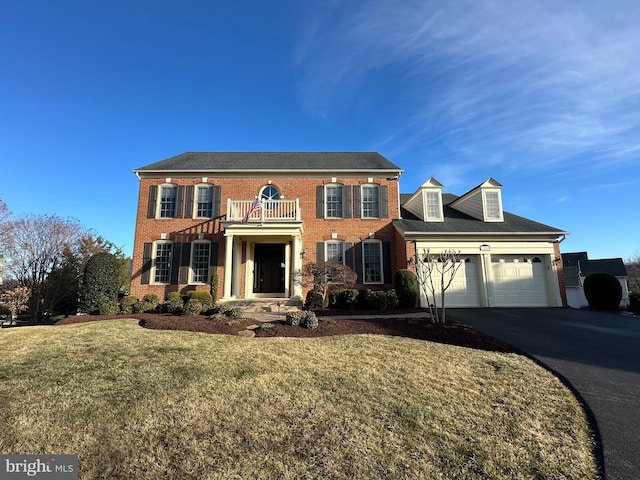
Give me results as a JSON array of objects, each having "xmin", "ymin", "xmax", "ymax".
[
  {"xmin": 325, "ymin": 185, "xmax": 343, "ymax": 218},
  {"xmin": 196, "ymin": 185, "xmax": 214, "ymax": 218},
  {"xmin": 362, "ymin": 240, "xmax": 383, "ymax": 284},
  {"xmin": 159, "ymin": 185, "xmax": 177, "ymax": 218},
  {"xmin": 153, "ymin": 242, "xmax": 173, "ymax": 284},
  {"xmin": 484, "ymin": 191, "xmax": 502, "ymax": 220},
  {"xmin": 190, "ymin": 242, "xmax": 211, "ymax": 284},
  {"xmin": 425, "ymin": 191, "xmax": 442, "ymax": 220},
  {"xmin": 325, "ymin": 241, "xmax": 345, "ymax": 264},
  {"xmin": 361, "ymin": 185, "xmax": 380, "ymax": 218}
]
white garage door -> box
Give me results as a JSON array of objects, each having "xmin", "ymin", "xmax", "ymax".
[
  {"xmin": 490, "ymin": 256, "xmax": 549, "ymax": 307},
  {"xmin": 436, "ymin": 257, "xmax": 482, "ymax": 307}
]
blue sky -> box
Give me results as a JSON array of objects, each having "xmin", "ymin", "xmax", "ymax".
[{"xmin": 1, "ymin": 0, "xmax": 638, "ymax": 260}]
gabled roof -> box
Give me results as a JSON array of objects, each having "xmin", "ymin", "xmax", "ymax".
[
  {"xmin": 449, "ymin": 177, "xmax": 502, "ymax": 208},
  {"xmin": 562, "ymin": 252, "xmax": 628, "ymax": 277},
  {"xmin": 135, "ymin": 152, "xmax": 403, "ymax": 173},
  {"xmin": 394, "ymin": 193, "xmax": 566, "ymax": 235}
]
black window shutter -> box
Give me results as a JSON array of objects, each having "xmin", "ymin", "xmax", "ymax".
[
  {"xmin": 380, "ymin": 185, "xmax": 389, "ymax": 218},
  {"xmin": 316, "ymin": 186, "xmax": 324, "ymax": 218},
  {"xmin": 168, "ymin": 243, "xmax": 180, "ymax": 284},
  {"xmin": 210, "ymin": 242, "xmax": 219, "ymax": 266},
  {"xmin": 175, "ymin": 186, "xmax": 184, "ymax": 219},
  {"xmin": 141, "ymin": 243, "xmax": 152, "ymax": 284},
  {"xmin": 147, "ymin": 186, "xmax": 157, "ymax": 218},
  {"xmin": 354, "ymin": 242, "xmax": 363, "ymax": 284},
  {"xmin": 343, "ymin": 186, "xmax": 352, "ymax": 218},
  {"xmin": 212, "ymin": 186, "xmax": 222, "ymax": 218},
  {"xmin": 345, "ymin": 242, "xmax": 354, "ymax": 270},
  {"xmin": 178, "ymin": 243, "xmax": 191, "ymax": 284},
  {"xmin": 316, "ymin": 242, "xmax": 325, "ymax": 263},
  {"xmin": 383, "ymin": 242, "xmax": 392, "ymax": 284},
  {"xmin": 185, "ymin": 186, "xmax": 194, "ymax": 218},
  {"xmin": 353, "ymin": 186, "xmax": 361, "ymax": 218}
]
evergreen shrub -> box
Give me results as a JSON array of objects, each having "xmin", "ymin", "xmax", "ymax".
[
  {"xmin": 394, "ymin": 269, "xmax": 418, "ymax": 308},
  {"xmin": 584, "ymin": 272, "xmax": 622, "ymax": 311}
]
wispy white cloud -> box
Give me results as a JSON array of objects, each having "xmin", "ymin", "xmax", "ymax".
[{"xmin": 293, "ymin": 0, "xmax": 640, "ymax": 174}]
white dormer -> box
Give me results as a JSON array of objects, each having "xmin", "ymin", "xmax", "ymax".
[
  {"xmin": 403, "ymin": 177, "xmax": 444, "ymax": 222},
  {"xmin": 449, "ymin": 178, "xmax": 504, "ymax": 222}
]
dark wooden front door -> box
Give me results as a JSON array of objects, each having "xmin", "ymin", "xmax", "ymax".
[{"xmin": 253, "ymin": 244, "xmax": 285, "ymax": 293}]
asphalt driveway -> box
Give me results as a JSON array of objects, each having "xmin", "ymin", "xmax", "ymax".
[{"xmin": 448, "ymin": 308, "xmax": 640, "ymax": 480}]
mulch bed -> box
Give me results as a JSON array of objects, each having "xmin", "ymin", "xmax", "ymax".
[{"xmin": 55, "ymin": 312, "xmax": 515, "ymax": 353}]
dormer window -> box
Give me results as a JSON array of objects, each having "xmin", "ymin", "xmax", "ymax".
[
  {"xmin": 425, "ymin": 191, "xmax": 443, "ymax": 221},
  {"xmin": 483, "ymin": 190, "xmax": 503, "ymax": 221}
]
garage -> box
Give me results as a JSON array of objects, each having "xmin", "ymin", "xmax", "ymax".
[
  {"xmin": 490, "ymin": 256, "xmax": 549, "ymax": 307},
  {"xmin": 435, "ymin": 257, "xmax": 482, "ymax": 307}
]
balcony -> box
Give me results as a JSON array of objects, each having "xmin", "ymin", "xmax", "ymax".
[{"xmin": 226, "ymin": 199, "xmax": 300, "ymax": 222}]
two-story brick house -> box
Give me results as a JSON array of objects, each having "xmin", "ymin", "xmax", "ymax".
[
  {"xmin": 131, "ymin": 152, "xmax": 403, "ymax": 304},
  {"xmin": 131, "ymin": 152, "xmax": 567, "ymax": 308}
]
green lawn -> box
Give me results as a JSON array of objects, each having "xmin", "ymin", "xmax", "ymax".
[{"xmin": 0, "ymin": 319, "xmax": 597, "ymax": 479}]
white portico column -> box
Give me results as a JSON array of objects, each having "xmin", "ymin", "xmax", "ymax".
[
  {"xmin": 223, "ymin": 233, "xmax": 234, "ymax": 299},
  {"xmin": 291, "ymin": 234, "xmax": 303, "ymax": 299}
]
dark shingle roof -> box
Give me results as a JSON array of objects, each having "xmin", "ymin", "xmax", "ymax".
[
  {"xmin": 135, "ymin": 152, "xmax": 402, "ymax": 173},
  {"xmin": 562, "ymin": 252, "xmax": 628, "ymax": 277},
  {"xmin": 394, "ymin": 193, "xmax": 566, "ymax": 235}
]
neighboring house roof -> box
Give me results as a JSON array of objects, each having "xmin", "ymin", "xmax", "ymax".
[
  {"xmin": 562, "ymin": 252, "xmax": 628, "ymax": 277},
  {"xmin": 394, "ymin": 193, "xmax": 566, "ymax": 236},
  {"xmin": 134, "ymin": 152, "xmax": 403, "ymax": 173}
]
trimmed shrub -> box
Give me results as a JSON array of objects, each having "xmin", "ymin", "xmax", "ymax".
[
  {"xmin": 286, "ymin": 311, "xmax": 303, "ymax": 326},
  {"xmin": 142, "ymin": 293, "xmax": 159, "ymax": 305},
  {"xmin": 385, "ymin": 289, "xmax": 398, "ymax": 310},
  {"xmin": 165, "ymin": 292, "xmax": 184, "ymax": 314},
  {"xmin": 302, "ymin": 311, "xmax": 319, "ymax": 330},
  {"xmin": 208, "ymin": 313, "xmax": 226, "ymax": 322},
  {"xmin": 120, "ymin": 296, "xmax": 138, "ymax": 314},
  {"xmin": 105, "ymin": 301, "xmax": 120, "ymax": 315},
  {"xmin": 210, "ymin": 272, "xmax": 219, "ymax": 303},
  {"xmin": 78, "ymin": 252, "xmax": 120, "ymax": 315},
  {"xmin": 184, "ymin": 298, "xmax": 204, "ymax": 315},
  {"xmin": 304, "ymin": 289, "xmax": 324, "ymax": 309},
  {"xmin": 584, "ymin": 272, "xmax": 622, "ymax": 311},
  {"xmin": 329, "ymin": 289, "xmax": 359, "ymax": 310},
  {"xmin": 209, "ymin": 303, "xmax": 231, "ymax": 315},
  {"xmin": 394, "ymin": 269, "xmax": 418, "ymax": 308},
  {"xmin": 286, "ymin": 310, "xmax": 318, "ymax": 329},
  {"xmin": 133, "ymin": 300, "xmax": 157, "ymax": 313},
  {"xmin": 225, "ymin": 307, "xmax": 244, "ymax": 318},
  {"xmin": 187, "ymin": 291, "xmax": 213, "ymax": 312}
]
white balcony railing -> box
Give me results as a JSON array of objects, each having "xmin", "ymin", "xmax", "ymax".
[{"xmin": 227, "ymin": 199, "xmax": 300, "ymax": 222}]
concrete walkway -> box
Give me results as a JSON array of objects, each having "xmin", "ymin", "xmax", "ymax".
[{"xmin": 447, "ymin": 308, "xmax": 640, "ymax": 480}]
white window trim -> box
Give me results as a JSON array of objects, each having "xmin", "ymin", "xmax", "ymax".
[
  {"xmin": 194, "ymin": 184, "xmax": 214, "ymax": 219},
  {"xmin": 423, "ymin": 189, "xmax": 443, "ymax": 222},
  {"xmin": 157, "ymin": 183, "xmax": 178, "ymax": 219},
  {"xmin": 362, "ymin": 239, "xmax": 383, "ymax": 285},
  {"xmin": 361, "ymin": 184, "xmax": 380, "ymax": 219},
  {"xmin": 189, "ymin": 240, "xmax": 211, "ymax": 285},
  {"xmin": 325, "ymin": 240, "xmax": 345, "ymax": 265},
  {"xmin": 151, "ymin": 240, "xmax": 173, "ymax": 285},
  {"xmin": 324, "ymin": 183, "xmax": 344, "ymax": 219},
  {"xmin": 482, "ymin": 190, "xmax": 503, "ymax": 222}
]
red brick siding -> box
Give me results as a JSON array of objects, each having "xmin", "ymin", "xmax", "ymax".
[
  {"xmin": 554, "ymin": 242, "xmax": 567, "ymax": 307},
  {"xmin": 131, "ymin": 175, "xmax": 401, "ymax": 300}
]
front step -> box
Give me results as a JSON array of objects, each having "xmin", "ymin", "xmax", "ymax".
[{"xmin": 221, "ymin": 298, "xmax": 302, "ymax": 313}]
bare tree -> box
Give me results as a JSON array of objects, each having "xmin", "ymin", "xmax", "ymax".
[
  {"xmin": 299, "ymin": 262, "xmax": 357, "ymax": 307},
  {"xmin": 625, "ymin": 251, "xmax": 640, "ymax": 292},
  {"xmin": 1, "ymin": 214, "xmax": 88, "ymax": 321},
  {"xmin": 414, "ymin": 248, "xmax": 464, "ymax": 324}
]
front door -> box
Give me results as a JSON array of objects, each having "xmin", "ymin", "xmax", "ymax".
[{"xmin": 253, "ymin": 244, "xmax": 285, "ymax": 294}]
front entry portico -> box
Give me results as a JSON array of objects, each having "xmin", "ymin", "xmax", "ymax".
[{"xmin": 221, "ymin": 217, "xmax": 304, "ymax": 301}]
